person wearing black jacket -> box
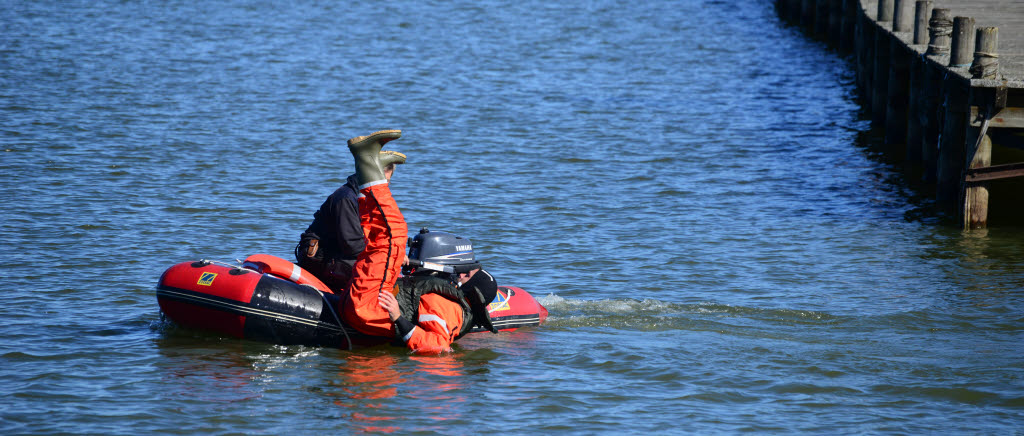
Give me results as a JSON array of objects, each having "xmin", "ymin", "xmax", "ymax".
[{"xmin": 295, "ymin": 150, "xmax": 406, "ymax": 290}]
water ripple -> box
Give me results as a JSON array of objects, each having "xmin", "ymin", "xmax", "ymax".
[{"xmin": 3, "ymin": 0, "xmax": 1024, "ymax": 433}]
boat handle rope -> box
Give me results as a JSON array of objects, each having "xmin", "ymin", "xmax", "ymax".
[
  {"xmin": 311, "ymin": 287, "xmax": 352, "ymax": 351},
  {"xmin": 192, "ymin": 259, "xmax": 249, "ymax": 270}
]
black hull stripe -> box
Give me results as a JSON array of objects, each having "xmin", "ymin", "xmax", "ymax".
[
  {"xmin": 490, "ymin": 315, "xmax": 541, "ymax": 327},
  {"xmin": 157, "ymin": 285, "xmax": 353, "ymax": 334},
  {"xmin": 471, "ymin": 314, "xmax": 543, "ymax": 332}
]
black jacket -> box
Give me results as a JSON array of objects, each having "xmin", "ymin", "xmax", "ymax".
[{"xmin": 297, "ymin": 175, "xmax": 365, "ymax": 287}]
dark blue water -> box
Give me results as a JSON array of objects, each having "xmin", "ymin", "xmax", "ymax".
[{"xmin": 3, "ymin": 0, "xmax": 1023, "ymax": 433}]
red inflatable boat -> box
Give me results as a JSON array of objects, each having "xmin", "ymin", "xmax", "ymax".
[{"xmin": 156, "ymin": 254, "xmax": 548, "ymax": 349}]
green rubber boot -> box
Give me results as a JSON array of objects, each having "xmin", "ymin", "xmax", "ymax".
[
  {"xmin": 378, "ymin": 150, "xmax": 407, "ymax": 169},
  {"xmin": 348, "ymin": 130, "xmax": 401, "ymax": 186}
]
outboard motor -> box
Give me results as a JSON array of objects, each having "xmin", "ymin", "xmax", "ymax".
[{"xmin": 406, "ymin": 228, "xmax": 481, "ymax": 275}]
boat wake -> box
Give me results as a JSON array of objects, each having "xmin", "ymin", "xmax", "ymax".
[{"xmin": 536, "ymin": 294, "xmax": 838, "ymax": 332}]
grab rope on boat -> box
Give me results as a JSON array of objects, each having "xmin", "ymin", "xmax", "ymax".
[
  {"xmin": 310, "ymin": 287, "xmax": 352, "ymax": 351},
  {"xmin": 193, "ymin": 259, "xmax": 249, "ymax": 270}
]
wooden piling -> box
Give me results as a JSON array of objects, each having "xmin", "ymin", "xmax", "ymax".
[
  {"xmin": 906, "ymin": 2, "xmax": 933, "ymax": 164},
  {"xmin": 920, "ymin": 8, "xmax": 952, "ymax": 182},
  {"xmin": 949, "ymin": 16, "xmax": 975, "ymax": 67},
  {"xmin": 926, "ymin": 8, "xmax": 952, "ymax": 57},
  {"xmin": 828, "ymin": 0, "xmax": 842, "ymax": 43},
  {"xmin": 878, "ymin": 0, "xmax": 895, "ymax": 22},
  {"xmin": 963, "ymin": 129, "xmax": 992, "ymax": 229},
  {"xmin": 887, "ymin": 0, "xmax": 915, "ymax": 148},
  {"xmin": 872, "ymin": 1, "xmax": 894, "ymax": 126},
  {"xmin": 906, "ymin": 59, "xmax": 925, "ymax": 163},
  {"xmin": 886, "ymin": 37, "xmax": 911, "ymax": 145},
  {"xmin": 802, "ymin": 0, "xmax": 816, "ymax": 28},
  {"xmin": 816, "ymin": 0, "xmax": 830, "ymax": 36},
  {"xmin": 913, "ymin": 0, "xmax": 931, "ymax": 45},
  {"xmin": 777, "ymin": 0, "xmax": 790, "ymax": 21},
  {"xmin": 872, "ymin": 27, "xmax": 892, "ymax": 126},
  {"xmin": 794, "ymin": 0, "xmax": 805, "ymax": 23},
  {"xmin": 839, "ymin": 0, "xmax": 857, "ymax": 53},
  {"xmin": 970, "ymin": 27, "xmax": 999, "ymax": 80},
  {"xmin": 774, "ymin": 0, "xmax": 1024, "ymax": 229},
  {"xmin": 960, "ymin": 28, "xmax": 1002, "ymax": 229},
  {"xmin": 921, "ymin": 61, "xmax": 945, "ymax": 183},
  {"xmin": 893, "ymin": 0, "xmax": 914, "ymax": 33},
  {"xmin": 937, "ymin": 75, "xmax": 969, "ymax": 205},
  {"xmin": 790, "ymin": 0, "xmax": 803, "ymax": 23},
  {"xmin": 855, "ymin": 4, "xmax": 875, "ymax": 107},
  {"xmin": 935, "ymin": 17, "xmax": 976, "ymax": 205},
  {"xmin": 905, "ymin": 2, "xmax": 928, "ymax": 163}
]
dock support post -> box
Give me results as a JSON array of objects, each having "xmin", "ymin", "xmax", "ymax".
[
  {"xmin": 921, "ymin": 63, "xmax": 943, "ymax": 182},
  {"xmin": 907, "ymin": 59, "xmax": 924, "ymax": 162},
  {"xmin": 906, "ymin": 1, "xmax": 932, "ymax": 163},
  {"xmin": 855, "ymin": 5, "xmax": 875, "ymax": 106},
  {"xmin": 886, "ymin": 38, "xmax": 910, "ymax": 145},
  {"xmin": 913, "ymin": 0, "xmax": 931, "ymax": 45},
  {"xmin": 970, "ymin": 27, "xmax": 999, "ymax": 80},
  {"xmin": 816, "ymin": 0, "xmax": 829, "ymax": 37},
  {"xmin": 877, "ymin": 0, "xmax": 894, "ymax": 22},
  {"xmin": 872, "ymin": 2, "xmax": 894, "ymax": 126},
  {"xmin": 935, "ymin": 17, "xmax": 975, "ymax": 208},
  {"xmin": 962, "ymin": 132, "xmax": 992, "ymax": 229},
  {"xmin": 922, "ymin": 9, "xmax": 951, "ymax": 182},
  {"xmin": 961, "ymin": 29, "xmax": 1001, "ymax": 229},
  {"xmin": 839, "ymin": 0, "xmax": 857, "ymax": 53},
  {"xmin": 884, "ymin": 0, "xmax": 916, "ymax": 146},
  {"xmin": 893, "ymin": 0, "xmax": 914, "ymax": 33},
  {"xmin": 828, "ymin": 0, "xmax": 842, "ymax": 43},
  {"xmin": 777, "ymin": 0, "xmax": 790, "ymax": 22},
  {"xmin": 926, "ymin": 8, "xmax": 952, "ymax": 57},
  {"xmin": 949, "ymin": 17, "xmax": 975, "ymax": 68},
  {"xmin": 937, "ymin": 78, "xmax": 968, "ymax": 205},
  {"xmin": 783, "ymin": 0, "xmax": 799, "ymax": 23},
  {"xmin": 801, "ymin": 0, "xmax": 815, "ymax": 28},
  {"xmin": 872, "ymin": 38, "xmax": 891, "ymax": 126}
]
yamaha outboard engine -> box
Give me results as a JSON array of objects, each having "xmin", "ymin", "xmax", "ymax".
[{"xmin": 406, "ymin": 228, "xmax": 481, "ymax": 275}]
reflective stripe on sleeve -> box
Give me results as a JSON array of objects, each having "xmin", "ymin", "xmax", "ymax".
[{"xmin": 418, "ymin": 314, "xmax": 448, "ymax": 331}]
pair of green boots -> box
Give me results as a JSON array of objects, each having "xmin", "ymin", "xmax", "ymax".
[{"xmin": 349, "ymin": 129, "xmax": 406, "ymax": 187}]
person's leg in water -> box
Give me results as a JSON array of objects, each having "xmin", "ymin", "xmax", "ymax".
[{"xmin": 342, "ymin": 130, "xmax": 408, "ymax": 337}]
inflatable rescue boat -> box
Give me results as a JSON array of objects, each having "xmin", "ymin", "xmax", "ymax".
[{"xmin": 156, "ymin": 252, "xmax": 548, "ymax": 349}]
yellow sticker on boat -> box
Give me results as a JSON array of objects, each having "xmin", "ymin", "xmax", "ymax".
[
  {"xmin": 197, "ymin": 272, "xmax": 217, "ymax": 286},
  {"xmin": 487, "ymin": 289, "xmax": 510, "ymax": 313}
]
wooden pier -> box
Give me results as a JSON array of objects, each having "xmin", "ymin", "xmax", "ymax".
[{"xmin": 776, "ymin": 0, "xmax": 1024, "ymax": 229}]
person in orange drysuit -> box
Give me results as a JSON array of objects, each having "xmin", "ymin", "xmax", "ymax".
[
  {"xmin": 380, "ymin": 267, "xmax": 497, "ymax": 354},
  {"xmin": 294, "ymin": 150, "xmax": 406, "ymax": 291},
  {"xmin": 340, "ymin": 129, "xmax": 497, "ymax": 354}
]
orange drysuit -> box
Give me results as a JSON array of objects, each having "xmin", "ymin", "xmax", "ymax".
[
  {"xmin": 342, "ymin": 181, "xmax": 463, "ymax": 353},
  {"xmin": 400, "ymin": 293, "xmax": 463, "ymax": 354}
]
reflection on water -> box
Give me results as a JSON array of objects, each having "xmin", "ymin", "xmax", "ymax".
[
  {"xmin": 331, "ymin": 353, "xmax": 405, "ymax": 434},
  {"xmin": 153, "ymin": 333, "xmax": 483, "ymax": 434},
  {"xmin": 326, "ymin": 351, "xmax": 468, "ymax": 433},
  {"xmin": 155, "ymin": 336, "xmax": 265, "ymax": 405},
  {"xmin": 406, "ymin": 355, "xmax": 466, "ymax": 423}
]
